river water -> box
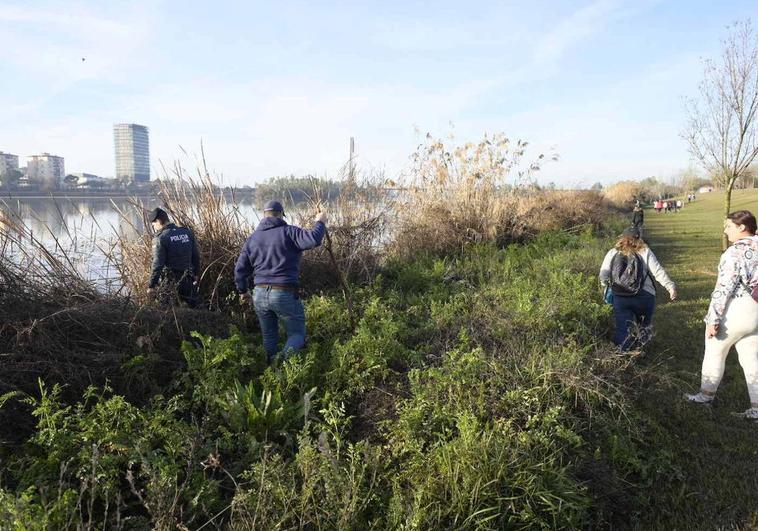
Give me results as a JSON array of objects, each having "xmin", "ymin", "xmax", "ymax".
[{"xmin": 0, "ymin": 197, "xmax": 265, "ymax": 292}]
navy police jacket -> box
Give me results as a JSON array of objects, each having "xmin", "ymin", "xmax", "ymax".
[
  {"xmin": 149, "ymin": 223, "xmax": 201, "ymax": 288},
  {"xmin": 234, "ymin": 216, "xmax": 325, "ymax": 293}
]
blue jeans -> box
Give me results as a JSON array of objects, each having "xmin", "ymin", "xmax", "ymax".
[
  {"xmin": 253, "ymin": 286, "xmax": 306, "ymax": 362},
  {"xmin": 612, "ymin": 292, "xmax": 656, "ymax": 351}
]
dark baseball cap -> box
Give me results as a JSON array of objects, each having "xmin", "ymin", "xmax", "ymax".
[
  {"xmin": 622, "ymin": 226, "xmax": 641, "ymax": 239},
  {"xmin": 263, "ymin": 200, "xmax": 285, "ymax": 216},
  {"xmin": 148, "ymin": 207, "xmax": 168, "ymax": 222}
]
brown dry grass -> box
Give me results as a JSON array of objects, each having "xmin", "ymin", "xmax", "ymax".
[
  {"xmin": 108, "ymin": 138, "xmax": 614, "ymax": 300},
  {"xmin": 389, "ymin": 133, "xmax": 610, "ymax": 258},
  {"xmin": 0, "ymin": 209, "xmax": 233, "ymax": 443},
  {"xmin": 602, "ymin": 180, "xmax": 643, "ymax": 208},
  {"xmin": 108, "ymin": 152, "xmax": 253, "ymax": 309},
  {"xmin": 292, "ymin": 173, "xmax": 393, "ymax": 292},
  {"xmin": 109, "ymin": 152, "xmax": 393, "ymax": 308}
]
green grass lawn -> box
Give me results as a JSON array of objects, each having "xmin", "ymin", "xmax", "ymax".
[{"xmin": 637, "ymin": 189, "xmax": 758, "ymax": 528}]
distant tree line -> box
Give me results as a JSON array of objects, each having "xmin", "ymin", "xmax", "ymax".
[{"xmin": 255, "ymin": 175, "xmax": 343, "ymax": 205}]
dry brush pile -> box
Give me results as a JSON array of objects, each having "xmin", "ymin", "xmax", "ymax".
[{"xmin": 0, "ymin": 210, "xmax": 231, "ymax": 443}]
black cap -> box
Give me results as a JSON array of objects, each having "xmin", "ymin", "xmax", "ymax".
[
  {"xmin": 149, "ymin": 207, "xmax": 168, "ymax": 222},
  {"xmin": 263, "ymin": 200, "xmax": 285, "ymax": 216},
  {"xmin": 622, "ymin": 226, "xmax": 641, "ymax": 239}
]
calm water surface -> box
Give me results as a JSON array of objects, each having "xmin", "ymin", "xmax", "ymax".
[{"xmin": 0, "ymin": 197, "xmax": 265, "ymax": 292}]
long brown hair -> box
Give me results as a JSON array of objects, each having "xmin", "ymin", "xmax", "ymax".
[
  {"xmin": 615, "ymin": 236, "xmax": 646, "ymax": 255},
  {"xmin": 727, "ymin": 210, "xmax": 757, "ymax": 234}
]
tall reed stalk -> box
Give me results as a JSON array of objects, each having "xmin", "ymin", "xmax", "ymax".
[{"xmin": 108, "ymin": 147, "xmax": 253, "ymax": 309}]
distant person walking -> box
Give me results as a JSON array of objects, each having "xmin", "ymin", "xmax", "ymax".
[
  {"xmin": 685, "ymin": 210, "xmax": 758, "ymax": 419},
  {"xmin": 632, "ymin": 205, "xmax": 644, "ymax": 231},
  {"xmin": 599, "ymin": 227, "xmax": 677, "ymax": 351},
  {"xmin": 676, "ymin": 199, "xmax": 683, "ymax": 212},
  {"xmin": 235, "ymin": 200, "xmax": 328, "ymax": 363},
  {"xmin": 147, "ymin": 207, "xmax": 201, "ymax": 307}
]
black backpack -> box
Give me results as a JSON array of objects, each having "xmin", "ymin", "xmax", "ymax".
[{"xmin": 610, "ymin": 252, "xmax": 649, "ymax": 297}]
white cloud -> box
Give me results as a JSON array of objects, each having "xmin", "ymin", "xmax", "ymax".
[{"xmin": 533, "ymin": 0, "xmax": 624, "ymax": 67}]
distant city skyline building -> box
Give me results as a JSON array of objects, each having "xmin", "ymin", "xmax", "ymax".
[
  {"xmin": 0, "ymin": 151, "xmax": 19, "ymax": 176},
  {"xmin": 114, "ymin": 123, "xmax": 150, "ymax": 182},
  {"xmin": 26, "ymin": 153, "xmax": 65, "ymax": 189}
]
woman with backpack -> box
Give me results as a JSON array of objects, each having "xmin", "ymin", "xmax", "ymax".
[
  {"xmin": 685, "ymin": 210, "xmax": 758, "ymax": 419},
  {"xmin": 599, "ymin": 227, "xmax": 677, "ymax": 351}
]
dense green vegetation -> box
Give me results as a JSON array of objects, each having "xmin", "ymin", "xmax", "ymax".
[
  {"xmin": 3, "ymin": 172, "xmax": 757, "ymax": 528},
  {"xmin": 0, "ymin": 224, "xmax": 687, "ymax": 529},
  {"xmin": 0, "ymin": 191, "xmax": 758, "ymax": 529}
]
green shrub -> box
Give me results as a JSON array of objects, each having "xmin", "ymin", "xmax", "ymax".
[{"xmin": 0, "ymin": 228, "xmax": 669, "ymax": 529}]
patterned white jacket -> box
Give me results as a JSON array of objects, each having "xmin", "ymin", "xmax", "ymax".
[{"xmin": 705, "ymin": 235, "xmax": 758, "ymax": 325}]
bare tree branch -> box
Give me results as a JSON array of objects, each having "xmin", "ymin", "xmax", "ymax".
[{"xmin": 682, "ymin": 19, "xmax": 758, "ymax": 248}]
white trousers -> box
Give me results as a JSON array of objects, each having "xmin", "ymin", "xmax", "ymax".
[{"xmin": 700, "ymin": 295, "xmax": 758, "ymax": 404}]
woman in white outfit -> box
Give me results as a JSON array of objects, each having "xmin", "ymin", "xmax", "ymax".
[{"xmin": 685, "ymin": 210, "xmax": 758, "ymax": 419}]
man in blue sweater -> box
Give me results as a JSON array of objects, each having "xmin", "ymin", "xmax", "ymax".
[{"xmin": 235, "ymin": 200, "xmax": 327, "ymax": 362}]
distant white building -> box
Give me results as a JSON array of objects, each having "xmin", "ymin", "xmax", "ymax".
[
  {"xmin": 698, "ymin": 185, "xmax": 714, "ymax": 193},
  {"xmin": 0, "ymin": 151, "xmax": 19, "ymax": 175},
  {"xmin": 27, "ymin": 153, "xmax": 65, "ymax": 189},
  {"xmin": 68, "ymin": 172, "xmax": 110, "ymax": 188}
]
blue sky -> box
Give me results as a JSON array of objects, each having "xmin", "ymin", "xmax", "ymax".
[{"xmin": 1, "ymin": 0, "xmax": 757, "ymax": 187}]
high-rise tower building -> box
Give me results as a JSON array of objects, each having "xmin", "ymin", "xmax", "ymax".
[{"xmin": 114, "ymin": 123, "xmax": 150, "ymax": 182}]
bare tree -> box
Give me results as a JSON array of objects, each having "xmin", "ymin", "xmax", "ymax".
[{"xmin": 683, "ymin": 20, "xmax": 758, "ymax": 248}]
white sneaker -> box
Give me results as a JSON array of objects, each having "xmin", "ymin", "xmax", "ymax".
[
  {"xmin": 734, "ymin": 407, "xmax": 758, "ymax": 419},
  {"xmin": 684, "ymin": 392, "xmax": 714, "ymax": 404}
]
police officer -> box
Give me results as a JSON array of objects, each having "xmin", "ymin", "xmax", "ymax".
[
  {"xmin": 147, "ymin": 207, "xmax": 201, "ymax": 307},
  {"xmin": 235, "ymin": 200, "xmax": 327, "ymax": 362}
]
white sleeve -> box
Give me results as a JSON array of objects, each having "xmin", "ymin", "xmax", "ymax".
[
  {"xmin": 599, "ymin": 249, "xmax": 616, "ymax": 285},
  {"xmin": 646, "ymin": 249, "xmax": 676, "ymax": 292}
]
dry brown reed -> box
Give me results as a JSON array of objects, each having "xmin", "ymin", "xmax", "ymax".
[
  {"xmin": 107, "ymin": 139, "xmax": 612, "ymax": 302},
  {"xmin": 0, "ymin": 204, "xmax": 99, "ymax": 299},
  {"xmin": 511, "ymin": 189, "xmax": 611, "ymax": 236},
  {"xmin": 109, "ymin": 150, "xmax": 392, "ymax": 308},
  {"xmin": 388, "ymin": 133, "xmax": 585, "ymax": 258},
  {"xmin": 292, "ymin": 169, "xmax": 394, "ymax": 292},
  {"xmin": 0, "ymin": 198, "xmax": 233, "ymax": 443},
  {"xmin": 602, "ymin": 181, "xmax": 643, "ymax": 208},
  {"xmin": 108, "ymin": 148, "xmax": 253, "ymax": 309}
]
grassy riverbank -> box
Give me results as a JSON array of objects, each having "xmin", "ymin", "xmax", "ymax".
[
  {"xmin": 634, "ymin": 189, "xmax": 758, "ymax": 529},
  {"xmin": 1, "ymin": 223, "xmax": 679, "ymax": 529},
  {"xmin": 2, "ymin": 187, "xmax": 757, "ymax": 528}
]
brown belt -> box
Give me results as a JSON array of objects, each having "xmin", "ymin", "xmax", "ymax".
[{"xmin": 255, "ymin": 284, "xmax": 299, "ymax": 292}]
